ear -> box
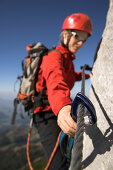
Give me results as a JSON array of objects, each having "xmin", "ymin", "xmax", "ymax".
[{"xmin": 62, "ymin": 30, "xmax": 68, "ymax": 44}]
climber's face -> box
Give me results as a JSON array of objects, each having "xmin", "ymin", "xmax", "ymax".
[
  {"xmin": 63, "ymin": 30, "xmax": 88, "ymax": 53},
  {"xmin": 68, "ymin": 30, "xmax": 88, "ymax": 53}
]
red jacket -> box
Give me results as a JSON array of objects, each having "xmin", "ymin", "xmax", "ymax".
[{"xmin": 34, "ymin": 45, "xmax": 88, "ymax": 115}]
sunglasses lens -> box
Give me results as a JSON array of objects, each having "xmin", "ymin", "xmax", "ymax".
[{"xmin": 72, "ymin": 32, "xmax": 87, "ymax": 43}]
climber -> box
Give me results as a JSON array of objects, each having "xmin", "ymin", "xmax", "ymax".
[{"xmin": 33, "ymin": 13, "xmax": 92, "ymax": 169}]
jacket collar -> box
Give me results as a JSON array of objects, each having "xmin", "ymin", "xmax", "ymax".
[{"xmin": 56, "ymin": 45, "xmax": 75, "ymax": 60}]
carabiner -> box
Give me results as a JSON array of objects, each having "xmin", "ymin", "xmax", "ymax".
[{"xmin": 59, "ymin": 92, "xmax": 97, "ymax": 159}]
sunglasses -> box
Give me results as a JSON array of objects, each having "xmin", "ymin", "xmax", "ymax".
[{"xmin": 71, "ymin": 32, "xmax": 88, "ymax": 43}]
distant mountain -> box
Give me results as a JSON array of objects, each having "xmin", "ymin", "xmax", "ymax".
[
  {"xmin": 0, "ymin": 96, "xmax": 45, "ymax": 170},
  {"xmin": 0, "ymin": 125, "xmax": 44, "ymax": 170}
]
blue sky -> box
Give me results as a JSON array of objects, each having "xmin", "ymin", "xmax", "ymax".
[{"xmin": 0, "ymin": 0, "xmax": 109, "ymax": 99}]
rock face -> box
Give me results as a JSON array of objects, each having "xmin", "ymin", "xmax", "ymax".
[{"xmin": 83, "ymin": 0, "xmax": 113, "ymax": 169}]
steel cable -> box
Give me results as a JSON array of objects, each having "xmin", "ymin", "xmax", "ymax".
[{"xmin": 69, "ymin": 65, "xmax": 87, "ymax": 170}]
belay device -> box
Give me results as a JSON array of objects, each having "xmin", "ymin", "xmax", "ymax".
[{"xmin": 59, "ymin": 65, "xmax": 97, "ymax": 159}]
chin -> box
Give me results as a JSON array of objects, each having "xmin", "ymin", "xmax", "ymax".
[
  {"xmin": 72, "ymin": 46, "xmax": 79, "ymax": 53},
  {"xmin": 72, "ymin": 49, "xmax": 78, "ymax": 53},
  {"xmin": 69, "ymin": 47, "xmax": 78, "ymax": 53}
]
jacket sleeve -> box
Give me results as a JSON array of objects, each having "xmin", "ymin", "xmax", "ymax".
[
  {"xmin": 41, "ymin": 51, "xmax": 72, "ymax": 116},
  {"xmin": 75, "ymin": 72, "xmax": 90, "ymax": 81}
]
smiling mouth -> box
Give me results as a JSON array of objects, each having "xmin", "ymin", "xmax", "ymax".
[{"xmin": 74, "ymin": 46, "xmax": 79, "ymax": 50}]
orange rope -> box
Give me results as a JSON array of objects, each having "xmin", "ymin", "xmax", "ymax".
[
  {"xmin": 26, "ymin": 118, "xmax": 62, "ymax": 170},
  {"xmin": 44, "ymin": 131, "xmax": 62, "ymax": 170},
  {"xmin": 26, "ymin": 119, "xmax": 34, "ymax": 170}
]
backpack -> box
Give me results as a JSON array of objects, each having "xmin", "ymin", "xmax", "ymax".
[{"xmin": 11, "ymin": 42, "xmax": 56, "ymax": 124}]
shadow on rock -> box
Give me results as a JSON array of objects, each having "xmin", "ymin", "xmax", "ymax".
[{"xmin": 82, "ymin": 85, "xmax": 113, "ymax": 169}]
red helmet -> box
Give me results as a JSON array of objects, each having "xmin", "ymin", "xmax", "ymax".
[{"xmin": 62, "ymin": 13, "xmax": 92, "ymax": 35}]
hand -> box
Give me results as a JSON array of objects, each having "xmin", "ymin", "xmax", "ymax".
[
  {"xmin": 85, "ymin": 73, "xmax": 90, "ymax": 79},
  {"xmin": 57, "ymin": 105, "xmax": 76, "ymax": 137}
]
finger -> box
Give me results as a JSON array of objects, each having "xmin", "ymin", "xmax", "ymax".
[
  {"xmin": 65, "ymin": 115, "xmax": 76, "ymax": 130},
  {"xmin": 58, "ymin": 118, "xmax": 76, "ymax": 136}
]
